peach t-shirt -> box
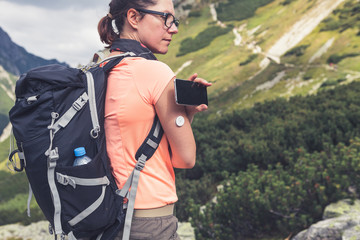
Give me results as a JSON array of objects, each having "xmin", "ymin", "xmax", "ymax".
[{"xmin": 104, "ymin": 57, "xmax": 177, "ymax": 209}]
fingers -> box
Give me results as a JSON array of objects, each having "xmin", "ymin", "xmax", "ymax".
[
  {"xmin": 187, "ymin": 104, "xmax": 208, "ymax": 116},
  {"xmin": 188, "ymin": 73, "xmax": 212, "ymax": 87},
  {"xmin": 195, "ymin": 78, "xmax": 212, "ymax": 87},
  {"xmin": 196, "ymin": 104, "xmax": 208, "ymax": 112},
  {"xmin": 188, "ymin": 73, "xmax": 198, "ymax": 82}
]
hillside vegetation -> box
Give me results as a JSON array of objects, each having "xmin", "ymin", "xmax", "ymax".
[
  {"xmin": 176, "ymin": 81, "xmax": 360, "ymax": 238},
  {"xmin": 0, "ymin": 66, "xmax": 16, "ymax": 165},
  {"xmin": 160, "ymin": 0, "xmax": 360, "ymax": 115}
]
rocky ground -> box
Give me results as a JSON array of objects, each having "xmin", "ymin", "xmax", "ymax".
[
  {"xmin": 0, "ymin": 221, "xmax": 195, "ymax": 240},
  {"xmin": 292, "ymin": 199, "xmax": 360, "ymax": 240}
]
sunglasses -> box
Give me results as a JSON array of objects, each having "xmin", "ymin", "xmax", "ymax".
[{"xmin": 136, "ymin": 8, "xmax": 180, "ymax": 28}]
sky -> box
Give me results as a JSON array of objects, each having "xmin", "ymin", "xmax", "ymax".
[{"xmin": 0, "ymin": 0, "xmax": 110, "ymax": 67}]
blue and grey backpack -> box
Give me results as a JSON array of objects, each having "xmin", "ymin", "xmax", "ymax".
[{"xmin": 8, "ymin": 52, "xmax": 163, "ymax": 240}]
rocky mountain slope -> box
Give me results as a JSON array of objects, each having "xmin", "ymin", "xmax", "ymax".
[
  {"xmin": 0, "ymin": 26, "xmax": 69, "ymax": 162},
  {"xmin": 0, "ymin": 26, "xmax": 67, "ymax": 76},
  {"xmin": 159, "ymin": 0, "xmax": 360, "ymax": 116},
  {"xmin": 0, "ymin": 66, "xmax": 16, "ymax": 160}
]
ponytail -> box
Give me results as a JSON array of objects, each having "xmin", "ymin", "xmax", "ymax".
[
  {"xmin": 98, "ymin": 15, "xmax": 118, "ymax": 45},
  {"xmin": 98, "ymin": 0, "xmax": 156, "ymax": 46}
]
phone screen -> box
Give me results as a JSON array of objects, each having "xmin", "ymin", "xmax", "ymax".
[{"xmin": 174, "ymin": 79, "xmax": 208, "ymax": 106}]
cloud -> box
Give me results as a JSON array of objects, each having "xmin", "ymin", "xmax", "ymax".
[
  {"xmin": 0, "ymin": 1, "xmax": 109, "ymax": 66},
  {"xmin": 2, "ymin": 0, "xmax": 107, "ymax": 10}
]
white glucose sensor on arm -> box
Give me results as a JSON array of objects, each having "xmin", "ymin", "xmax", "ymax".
[{"xmin": 175, "ymin": 116, "xmax": 185, "ymax": 127}]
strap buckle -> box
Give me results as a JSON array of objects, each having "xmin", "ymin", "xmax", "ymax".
[
  {"xmin": 72, "ymin": 93, "xmax": 88, "ymax": 111},
  {"xmin": 135, "ymin": 155, "xmax": 147, "ymax": 171},
  {"xmin": 47, "ymin": 148, "xmax": 59, "ymax": 168},
  {"xmin": 56, "ymin": 173, "xmax": 76, "ymax": 188}
]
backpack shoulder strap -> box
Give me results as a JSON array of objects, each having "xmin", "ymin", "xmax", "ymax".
[
  {"xmin": 118, "ymin": 115, "xmax": 163, "ymax": 199},
  {"xmin": 101, "ymin": 52, "xmax": 136, "ymax": 73},
  {"xmin": 135, "ymin": 114, "xmax": 164, "ymax": 161}
]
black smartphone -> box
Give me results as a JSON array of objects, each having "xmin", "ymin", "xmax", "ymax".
[{"xmin": 174, "ymin": 78, "xmax": 208, "ymax": 106}]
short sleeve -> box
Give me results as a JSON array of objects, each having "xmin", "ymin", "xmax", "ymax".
[{"xmin": 132, "ymin": 59, "xmax": 175, "ymax": 105}]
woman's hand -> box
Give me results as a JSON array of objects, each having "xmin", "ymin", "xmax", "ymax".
[{"xmin": 185, "ymin": 73, "xmax": 212, "ymax": 123}]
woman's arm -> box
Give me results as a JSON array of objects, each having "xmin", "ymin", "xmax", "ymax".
[
  {"xmin": 155, "ymin": 75, "xmax": 211, "ymax": 169},
  {"xmin": 155, "ymin": 76, "xmax": 196, "ymax": 168}
]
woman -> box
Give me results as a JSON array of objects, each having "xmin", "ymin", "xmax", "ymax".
[{"xmin": 98, "ymin": 0, "xmax": 211, "ymax": 239}]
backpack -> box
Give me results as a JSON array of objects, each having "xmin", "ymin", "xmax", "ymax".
[{"xmin": 8, "ymin": 52, "xmax": 164, "ymax": 240}]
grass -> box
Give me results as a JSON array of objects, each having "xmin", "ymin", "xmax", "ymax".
[
  {"xmin": 158, "ymin": 0, "xmax": 359, "ymax": 118},
  {"xmin": 0, "ymin": 138, "xmax": 10, "ymax": 166},
  {"xmin": 251, "ymin": 0, "xmax": 318, "ymax": 51},
  {"xmin": 339, "ymin": 55, "xmax": 360, "ymax": 71},
  {"xmin": 0, "ymin": 86, "xmax": 14, "ymax": 115},
  {"xmin": 157, "ymin": 5, "xmax": 213, "ymax": 69},
  {"xmin": 247, "ymin": 0, "xmax": 285, "ymax": 29}
]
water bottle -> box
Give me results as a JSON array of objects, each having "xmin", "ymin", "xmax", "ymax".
[{"xmin": 73, "ymin": 147, "xmax": 92, "ymax": 166}]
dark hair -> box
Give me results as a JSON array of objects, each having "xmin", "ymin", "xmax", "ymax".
[{"xmin": 98, "ymin": 0, "xmax": 156, "ymax": 45}]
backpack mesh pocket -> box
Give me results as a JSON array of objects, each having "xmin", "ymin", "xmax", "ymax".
[{"xmin": 55, "ymin": 151, "xmax": 121, "ymax": 236}]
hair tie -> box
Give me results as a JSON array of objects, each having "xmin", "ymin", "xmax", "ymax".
[{"xmin": 107, "ymin": 13, "xmax": 113, "ymax": 19}]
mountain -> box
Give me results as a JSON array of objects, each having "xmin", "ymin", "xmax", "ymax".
[
  {"xmin": 0, "ymin": 26, "xmax": 67, "ymax": 76},
  {"xmin": 0, "ymin": 27, "xmax": 69, "ymax": 162},
  {"xmin": 161, "ymin": 0, "xmax": 360, "ymax": 116}
]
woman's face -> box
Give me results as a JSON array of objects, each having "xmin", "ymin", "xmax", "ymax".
[{"xmin": 137, "ymin": 0, "xmax": 179, "ymax": 54}]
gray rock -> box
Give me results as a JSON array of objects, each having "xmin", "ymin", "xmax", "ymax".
[
  {"xmin": 178, "ymin": 222, "xmax": 196, "ymax": 240},
  {"xmin": 292, "ymin": 199, "xmax": 360, "ymax": 240},
  {"xmin": 0, "ymin": 221, "xmax": 50, "ymax": 240},
  {"xmin": 323, "ymin": 199, "xmax": 360, "ymax": 220},
  {"xmin": 173, "ymin": 0, "xmax": 197, "ymax": 19},
  {"xmin": 343, "ymin": 225, "xmax": 360, "ymax": 240}
]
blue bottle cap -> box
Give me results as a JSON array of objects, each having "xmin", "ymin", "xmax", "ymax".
[{"xmin": 74, "ymin": 147, "xmax": 86, "ymax": 157}]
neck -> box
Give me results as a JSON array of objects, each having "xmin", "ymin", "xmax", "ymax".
[
  {"xmin": 110, "ymin": 39, "xmax": 157, "ymax": 60},
  {"xmin": 120, "ymin": 33, "xmax": 141, "ymax": 42}
]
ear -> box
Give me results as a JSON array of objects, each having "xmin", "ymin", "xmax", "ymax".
[{"xmin": 127, "ymin": 8, "xmax": 141, "ymax": 29}]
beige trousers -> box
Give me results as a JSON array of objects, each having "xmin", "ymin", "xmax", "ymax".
[{"xmin": 115, "ymin": 215, "xmax": 180, "ymax": 240}]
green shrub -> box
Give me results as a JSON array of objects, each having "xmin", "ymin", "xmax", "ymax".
[
  {"xmin": 188, "ymin": 10, "xmax": 201, "ymax": 18},
  {"xmin": 189, "ymin": 82, "xmax": 360, "ymax": 178},
  {"xmin": 216, "ymin": 0, "xmax": 274, "ymax": 22},
  {"xmin": 320, "ymin": 18, "xmax": 342, "ymax": 32},
  {"xmin": 239, "ymin": 54, "xmax": 258, "ymax": 66},
  {"xmin": 0, "ymin": 193, "xmax": 45, "ymax": 225},
  {"xmin": 0, "ymin": 171, "xmax": 45, "ymax": 225},
  {"xmin": 182, "ymin": 4, "xmax": 193, "ymax": 10},
  {"xmin": 281, "ymin": 0, "xmax": 296, "ymax": 5},
  {"xmin": 0, "ymin": 171, "xmax": 29, "ymax": 203},
  {"xmin": 320, "ymin": 80, "xmax": 337, "ymax": 88},
  {"xmin": 303, "ymin": 67, "xmax": 324, "ymax": 80},
  {"xmin": 176, "ymin": 82, "xmax": 360, "ymax": 234},
  {"xmin": 327, "ymin": 53, "xmax": 360, "ymax": 64},
  {"xmin": 190, "ymin": 139, "xmax": 360, "ymax": 239},
  {"xmin": 175, "ymin": 173, "xmax": 216, "ymax": 221},
  {"xmin": 285, "ymin": 44, "xmax": 310, "ymax": 57},
  {"xmin": 177, "ymin": 26, "xmax": 233, "ymax": 56},
  {"xmin": 320, "ymin": 1, "xmax": 360, "ymax": 33},
  {"xmin": 337, "ymin": 77, "xmax": 347, "ymax": 83}
]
